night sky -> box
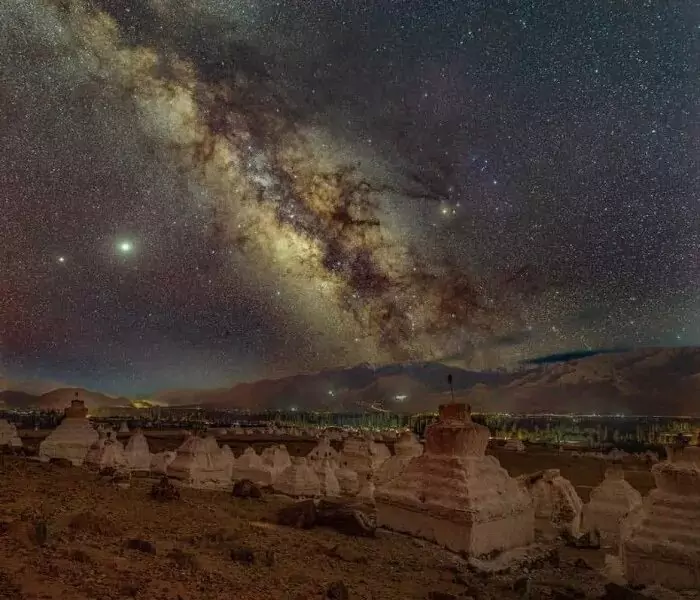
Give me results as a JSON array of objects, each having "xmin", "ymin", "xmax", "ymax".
[{"xmin": 1, "ymin": 0, "xmax": 698, "ymax": 394}]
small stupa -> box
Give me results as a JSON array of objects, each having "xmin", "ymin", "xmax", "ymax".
[
  {"xmin": 375, "ymin": 431, "xmax": 423, "ymax": 486},
  {"xmin": 621, "ymin": 446, "xmax": 700, "ymax": 590},
  {"xmin": 85, "ymin": 431, "xmax": 108, "ymax": 468},
  {"xmin": 376, "ymin": 403, "xmax": 534, "ymax": 556},
  {"xmin": 231, "ymin": 447, "xmax": 275, "ymax": 486},
  {"xmin": 273, "ymin": 457, "xmax": 321, "ymax": 497},
  {"xmin": 86, "ymin": 432, "xmax": 129, "ymax": 471},
  {"xmin": 38, "ymin": 395, "xmax": 98, "ymax": 466},
  {"xmin": 307, "ymin": 436, "xmax": 340, "ymax": 463},
  {"xmin": 219, "ymin": 444, "xmax": 236, "ymax": 479},
  {"xmin": 316, "ymin": 458, "xmax": 341, "ymax": 496},
  {"xmin": 0, "ymin": 419, "xmax": 22, "ymax": 448},
  {"xmin": 124, "ymin": 430, "xmax": 152, "ymax": 471},
  {"xmin": 523, "ymin": 469, "xmax": 583, "ymax": 536},
  {"xmin": 583, "ymin": 465, "xmax": 642, "ymax": 546},
  {"xmin": 261, "ymin": 444, "xmax": 292, "ymax": 480},
  {"xmin": 119, "ymin": 421, "xmax": 130, "ymax": 434},
  {"xmin": 339, "ymin": 433, "xmax": 389, "ymax": 479},
  {"xmin": 167, "ymin": 435, "xmax": 229, "ymax": 486}
]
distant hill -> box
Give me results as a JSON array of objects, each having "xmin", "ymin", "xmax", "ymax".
[
  {"xmin": 3, "ymin": 347, "xmax": 700, "ymax": 415},
  {"xmin": 0, "ymin": 387, "xmax": 129, "ymax": 411},
  {"xmin": 154, "ymin": 362, "xmax": 509, "ymax": 412},
  {"xmin": 459, "ymin": 346, "xmax": 700, "ymax": 416}
]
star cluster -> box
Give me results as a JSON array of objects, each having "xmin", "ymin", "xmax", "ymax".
[{"xmin": 0, "ymin": 0, "xmax": 697, "ymax": 393}]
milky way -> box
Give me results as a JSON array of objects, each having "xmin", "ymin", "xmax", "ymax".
[{"xmin": 0, "ymin": 0, "xmax": 697, "ymax": 393}]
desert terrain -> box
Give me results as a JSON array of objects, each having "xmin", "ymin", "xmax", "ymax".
[{"xmin": 0, "ymin": 430, "xmax": 668, "ymax": 600}]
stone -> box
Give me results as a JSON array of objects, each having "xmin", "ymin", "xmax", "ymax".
[
  {"xmin": 230, "ymin": 546, "xmax": 255, "ymax": 564},
  {"xmin": 274, "ymin": 457, "xmax": 321, "ymax": 497},
  {"xmin": 231, "ymin": 447, "xmax": 275, "ymax": 486},
  {"xmin": 375, "ymin": 403, "xmax": 534, "ymax": 556},
  {"xmin": 582, "ymin": 466, "xmax": 642, "ymax": 547},
  {"xmin": 277, "ymin": 499, "xmax": 317, "ymax": 529},
  {"xmin": 124, "ymin": 431, "xmax": 152, "ymax": 471},
  {"xmin": 167, "ymin": 435, "xmax": 229, "ymax": 486},
  {"xmin": 38, "ymin": 399, "xmax": 98, "ymax": 466},
  {"xmin": 316, "ymin": 499, "xmax": 377, "ymax": 537},
  {"xmin": 375, "ymin": 431, "xmax": 423, "ymax": 486},
  {"xmin": 621, "ymin": 454, "xmax": 700, "ymax": 590},
  {"xmin": 126, "ymin": 539, "xmax": 156, "ymax": 554},
  {"xmin": 520, "ymin": 469, "xmax": 583, "ymax": 536},
  {"xmin": 325, "ymin": 581, "xmax": 349, "ymax": 600},
  {"xmin": 232, "ymin": 479, "xmax": 262, "ymax": 499},
  {"xmin": 150, "ymin": 476, "xmax": 180, "ymax": 501},
  {"xmin": 316, "ymin": 458, "xmax": 341, "ymax": 497},
  {"xmin": 0, "ymin": 420, "xmax": 22, "ymax": 448}
]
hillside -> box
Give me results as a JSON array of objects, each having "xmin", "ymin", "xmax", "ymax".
[
  {"xmin": 0, "ymin": 387, "xmax": 129, "ymax": 411},
  {"xmin": 459, "ymin": 346, "xmax": 700, "ymax": 416},
  {"xmin": 154, "ymin": 363, "xmax": 508, "ymax": 412}
]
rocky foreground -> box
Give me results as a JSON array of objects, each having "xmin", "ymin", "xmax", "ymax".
[{"xmin": 0, "ymin": 456, "xmax": 632, "ymax": 600}]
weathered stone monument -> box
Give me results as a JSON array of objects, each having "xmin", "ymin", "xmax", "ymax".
[
  {"xmin": 376, "ymin": 403, "xmax": 534, "ymax": 555},
  {"xmin": 375, "ymin": 431, "xmax": 423, "ymax": 486},
  {"xmin": 621, "ymin": 447, "xmax": 700, "ymax": 590},
  {"xmin": 274, "ymin": 457, "xmax": 321, "ymax": 497},
  {"xmin": 583, "ymin": 465, "xmax": 642, "ymax": 546},
  {"xmin": 39, "ymin": 396, "xmax": 98, "ymax": 466}
]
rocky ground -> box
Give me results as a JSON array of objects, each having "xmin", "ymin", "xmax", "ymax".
[{"xmin": 0, "ymin": 454, "xmax": 634, "ymax": 600}]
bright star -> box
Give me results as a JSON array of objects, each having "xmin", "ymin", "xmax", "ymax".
[{"xmin": 117, "ymin": 241, "xmax": 133, "ymax": 254}]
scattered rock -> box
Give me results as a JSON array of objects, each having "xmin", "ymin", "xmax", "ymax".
[
  {"xmin": 602, "ymin": 583, "xmax": 656, "ymax": 600},
  {"xmin": 49, "ymin": 457, "xmax": 73, "ymax": 468},
  {"xmin": 68, "ymin": 511, "xmax": 119, "ymax": 537},
  {"xmin": 325, "ymin": 581, "xmax": 349, "ymax": 600},
  {"xmin": 326, "ymin": 544, "xmax": 367, "ymax": 564},
  {"xmin": 262, "ymin": 549, "xmax": 275, "ymax": 567},
  {"xmin": 277, "ymin": 499, "xmax": 317, "ymax": 529},
  {"xmin": 167, "ymin": 548, "xmax": 199, "ymax": 569},
  {"xmin": 573, "ymin": 557, "xmax": 591, "ymax": 570},
  {"xmin": 232, "ymin": 479, "xmax": 262, "ymax": 499},
  {"xmin": 150, "ymin": 476, "xmax": 180, "ymax": 501},
  {"xmin": 513, "ymin": 577, "xmax": 531, "ymax": 598},
  {"xmin": 32, "ymin": 520, "xmax": 48, "ymax": 546},
  {"xmin": 427, "ymin": 592, "xmax": 459, "ymax": 600},
  {"xmin": 230, "ymin": 545, "xmax": 255, "ymax": 564},
  {"xmin": 125, "ymin": 539, "xmax": 156, "ymax": 554},
  {"xmin": 563, "ymin": 528, "xmax": 600, "ymax": 549},
  {"xmin": 316, "ymin": 499, "xmax": 376, "ymax": 537},
  {"xmin": 69, "ymin": 548, "xmax": 92, "ymax": 563}
]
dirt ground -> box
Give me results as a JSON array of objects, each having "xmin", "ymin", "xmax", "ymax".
[{"xmin": 0, "ymin": 456, "xmax": 615, "ymax": 600}]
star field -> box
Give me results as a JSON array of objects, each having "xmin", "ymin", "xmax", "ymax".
[{"xmin": 0, "ymin": 0, "xmax": 698, "ymax": 394}]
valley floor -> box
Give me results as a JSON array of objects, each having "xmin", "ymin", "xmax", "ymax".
[{"xmin": 0, "ymin": 456, "xmax": 616, "ymax": 600}]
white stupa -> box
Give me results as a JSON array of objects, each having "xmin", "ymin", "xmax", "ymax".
[
  {"xmin": 167, "ymin": 435, "xmax": 230, "ymax": 487},
  {"xmin": 39, "ymin": 398, "xmax": 98, "ymax": 466},
  {"xmin": 231, "ymin": 447, "xmax": 275, "ymax": 486},
  {"xmin": 124, "ymin": 430, "xmax": 152, "ymax": 471},
  {"xmin": 274, "ymin": 457, "xmax": 321, "ymax": 497}
]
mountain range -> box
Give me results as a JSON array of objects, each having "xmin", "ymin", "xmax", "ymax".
[{"xmin": 2, "ymin": 347, "xmax": 700, "ymax": 415}]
